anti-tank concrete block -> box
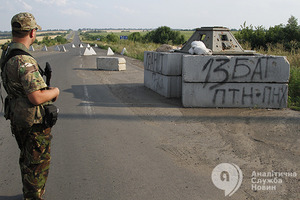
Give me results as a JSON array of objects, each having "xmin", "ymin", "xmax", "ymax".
[
  {"xmin": 144, "ymin": 69, "xmax": 182, "ymax": 98},
  {"xmin": 97, "ymin": 57, "xmax": 126, "ymax": 71},
  {"xmin": 182, "ymin": 82, "xmax": 288, "ymax": 108},
  {"xmin": 144, "ymin": 51, "xmax": 183, "ymax": 75},
  {"xmin": 182, "ymin": 55, "xmax": 290, "ymax": 83}
]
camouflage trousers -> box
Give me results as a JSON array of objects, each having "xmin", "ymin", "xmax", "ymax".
[{"xmin": 11, "ymin": 124, "xmax": 52, "ymax": 200}]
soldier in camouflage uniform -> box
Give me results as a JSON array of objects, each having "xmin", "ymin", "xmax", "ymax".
[{"xmin": 0, "ymin": 13, "xmax": 60, "ymax": 200}]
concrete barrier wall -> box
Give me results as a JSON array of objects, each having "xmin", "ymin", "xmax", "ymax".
[
  {"xmin": 144, "ymin": 51, "xmax": 183, "ymax": 75},
  {"xmin": 183, "ymin": 55, "xmax": 290, "ymax": 83},
  {"xmin": 144, "ymin": 51, "xmax": 182, "ymax": 98},
  {"xmin": 182, "ymin": 82, "xmax": 288, "ymax": 108},
  {"xmin": 97, "ymin": 57, "xmax": 126, "ymax": 71},
  {"xmin": 182, "ymin": 55, "xmax": 290, "ymax": 108},
  {"xmin": 144, "ymin": 70, "xmax": 182, "ymax": 98}
]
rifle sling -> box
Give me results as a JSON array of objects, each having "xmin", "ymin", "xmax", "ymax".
[{"xmin": 1, "ymin": 48, "xmax": 45, "ymax": 75}]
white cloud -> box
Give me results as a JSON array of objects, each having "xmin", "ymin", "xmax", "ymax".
[
  {"xmin": 17, "ymin": 0, "xmax": 33, "ymax": 11},
  {"xmin": 34, "ymin": 0, "xmax": 67, "ymax": 6},
  {"xmin": 61, "ymin": 8, "xmax": 91, "ymax": 17},
  {"xmin": 83, "ymin": 2, "xmax": 97, "ymax": 9},
  {"xmin": 114, "ymin": 5, "xmax": 138, "ymax": 15}
]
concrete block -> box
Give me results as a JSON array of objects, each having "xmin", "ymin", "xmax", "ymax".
[
  {"xmin": 97, "ymin": 57, "xmax": 126, "ymax": 71},
  {"xmin": 144, "ymin": 69, "xmax": 182, "ymax": 98},
  {"xmin": 182, "ymin": 82, "xmax": 288, "ymax": 108},
  {"xmin": 144, "ymin": 51, "xmax": 183, "ymax": 75},
  {"xmin": 183, "ymin": 55, "xmax": 290, "ymax": 83}
]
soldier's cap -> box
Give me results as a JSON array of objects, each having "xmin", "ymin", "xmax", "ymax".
[{"xmin": 11, "ymin": 12, "xmax": 41, "ymax": 31}]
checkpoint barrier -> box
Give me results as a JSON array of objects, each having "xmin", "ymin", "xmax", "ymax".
[
  {"xmin": 143, "ymin": 27, "xmax": 290, "ymax": 108},
  {"xmin": 144, "ymin": 52, "xmax": 290, "ymax": 108},
  {"xmin": 97, "ymin": 57, "xmax": 126, "ymax": 71},
  {"xmin": 182, "ymin": 55, "xmax": 289, "ymax": 108},
  {"xmin": 144, "ymin": 51, "xmax": 183, "ymax": 98},
  {"xmin": 144, "ymin": 70, "xmax": 182, "ymax": 98}
]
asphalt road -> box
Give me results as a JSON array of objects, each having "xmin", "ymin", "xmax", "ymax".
[{"xmin": 0, "ymin": 32, "xmax": 299, "ymax": 200}]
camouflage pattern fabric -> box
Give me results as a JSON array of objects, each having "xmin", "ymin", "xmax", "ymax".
[
  {"xmin": 11, "ymin": 12, "xmax": 41, "ymax": 31},
  {"xmin": 3, "ymin": 42, "xmax": 47, "ymax": 96},
  {"xmin": 12, "ymin": 124, "xmax": 52, "ymax": 200},
  {"xmin": 0, "ymin": 42, "xmax": 51, "ymax": 200},
  {"xmin": 1, "ymin": 42, "xmax": 47, "ymax": 126}
]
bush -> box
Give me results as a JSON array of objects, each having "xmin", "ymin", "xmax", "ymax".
[
  {"xmin": 80, "ymin": 32, "xmax": 105, "ymax": 42},
  {"xmin": 144, "ymin": 26, "xmax": 185, "ymax": 45},
  {"xmin": 128, "ymin": 32, "xmax": 142, "ymax": 42},
  {"xmin": 55, "ymin": 35, "xmax": 67, "ymax": 44},
  {"xmin": 37, "ymin": 35, "xmax": 68, "ymax": 46},
  {"xmin": 106, "ymin": 33, "xmax": 119, "ymax": 43}
]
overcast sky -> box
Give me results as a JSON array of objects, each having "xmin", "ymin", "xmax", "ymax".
[{"xmin": 0, "ymin": 0, "xmax": 299, "ymax": 31}]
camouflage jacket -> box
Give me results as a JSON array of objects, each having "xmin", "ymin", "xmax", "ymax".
[{"xmin": 0, "ymin": 42, "xmax": 47, "ymax": 127}]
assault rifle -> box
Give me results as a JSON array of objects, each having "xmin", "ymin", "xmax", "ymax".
[{"xmin": 40, "ymin": 62, "xmax": 52, "ymax": 87}]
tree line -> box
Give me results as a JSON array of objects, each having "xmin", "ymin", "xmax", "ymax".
[
  {"xmin": 81, "ymin": 26, "xmax": 186, "ymax": 45},
  {"xmin": 235, "ymin": 16, "xmax": 300, "ymax": 52},
  {"xmin": 130, "ymin": 26, "xmax": 185, "ymax": 44},
  {"xmin": 82, "ymin": 16, "xmax": 299, "ymax": 52}
]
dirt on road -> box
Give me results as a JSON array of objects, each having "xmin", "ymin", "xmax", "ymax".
[{"xmin": 91, "ymin": 55, "xmax": 300, "ymax": 200}]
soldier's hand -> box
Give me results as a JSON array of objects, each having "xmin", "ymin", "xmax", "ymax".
[{"xmin": 48, "ymin": 87, "xmax": 59, "ymax": 102}]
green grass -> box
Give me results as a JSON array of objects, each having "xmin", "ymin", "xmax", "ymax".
[
  {"xmin": 179, "ymin": 31, "xmax": 194, "ymax": 41},
  {"xmin": 83, "ymin": 39, "xmax": 161, "ymax": 61},
  {"xmin": 288, "ymin": 67, "xmax": 300, "ymax": 110}
]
